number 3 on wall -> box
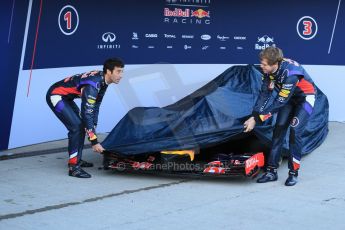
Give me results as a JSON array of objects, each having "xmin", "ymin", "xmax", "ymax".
[
  {"xmin": 303, "ymin": 21, "xmax": 312, "ymax": 36},
  {"xmin": 58, "ymin": 5, "xmax": 79, "ymax": 35},
  {"xmin": 297, "ymin": 16, "xmax": 318, "ymax": 40}
]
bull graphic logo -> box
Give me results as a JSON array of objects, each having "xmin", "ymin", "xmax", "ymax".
[
  {"xmin": 290, "ymin": 117, "xmax": 300, "ymax": 127},
  {"xmin": 191, "ymin": 9, "xmax": 210, "ymax": 18},
  {"xmin": 257, "ymin": 35, "xmax": 274, "ymax": 43},
  {"xmin": 102, "ymin": 32, "xmax": 116, "ymax": 43},
  {"xmin": 255, "ymin": 35, "xmax": 276, "ymax": 50}
]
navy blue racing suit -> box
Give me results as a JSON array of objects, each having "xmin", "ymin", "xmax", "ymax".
[
  {"xmin": 46, "ymin": 71, "xmax": 108, "ymax": 165},
  {"xmin": 252, "ymin": 59, "xmax": 316, "ymax": 172}
]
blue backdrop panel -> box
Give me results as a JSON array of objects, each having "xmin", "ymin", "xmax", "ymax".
[
  {"xmin": 23, "ymin": 0, "xmax": 345, "ymax": 69},
  {"xmin": 0, "ymin": 0, "xmax": 29, "ymax": 150}
]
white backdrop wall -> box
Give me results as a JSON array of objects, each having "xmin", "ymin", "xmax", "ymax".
[{"xmin": 8, "ymin": 64, "xmax": 345, "ymax": 149}]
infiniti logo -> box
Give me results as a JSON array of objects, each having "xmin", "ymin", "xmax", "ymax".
[{"xmin": 102, "ymin": 32, "xmax": 116, "ymax": 42}]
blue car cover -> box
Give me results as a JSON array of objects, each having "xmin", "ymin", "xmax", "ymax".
[{"xmin": 102, "ymin": 65, "xmax": 329, "ymax": 156}]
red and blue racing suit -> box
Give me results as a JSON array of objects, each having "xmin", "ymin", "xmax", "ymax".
[
  {"xmin": 252, "ymin": 59, "xmax": 316, "ymax": 172},
  {"xmin": 46, "ymin": 71, "xmax": 108, "ymax": 165}
]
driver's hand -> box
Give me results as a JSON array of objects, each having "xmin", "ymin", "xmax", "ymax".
[
  {"xmin": 92, "ymin": 143, "xmax": 105, "ymax": 153},
  {"xmin": 243, "ymin": 117, "xmax": 256, "ymax": 133}
]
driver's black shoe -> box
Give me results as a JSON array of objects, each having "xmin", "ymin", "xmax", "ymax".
[
  {"xmin": 285, "ymin": 170, "xmax": 298, "ymax": 186},
  {"xmin": 257, "ymin": 167, "xmax": 278, "ymax": 183},
  {"xmin": 68, "ymin": 165, "xmax": 91, "ymax": 178}
]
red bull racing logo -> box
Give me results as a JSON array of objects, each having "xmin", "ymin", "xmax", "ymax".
[
  {"xmin": 163, "ymin": 6, "xmax": 211, "ymax": 25},
  {"xmin": 255, "ymin": 35, "xmax": 276, "ymax": 50}
]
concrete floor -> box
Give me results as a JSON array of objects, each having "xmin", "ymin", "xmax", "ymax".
[{"xmin": 0, "ymin": 122, "xmax": 344, "ymax": 230}]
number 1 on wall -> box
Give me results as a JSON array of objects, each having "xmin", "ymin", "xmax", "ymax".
[{"xmin": 64, "ymin": 11, "xmax": 71, "ymax": 30}]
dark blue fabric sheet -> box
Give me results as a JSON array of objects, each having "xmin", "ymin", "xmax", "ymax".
[{"xmin": 102, "ymin": 65, "xmax": 329, "ymax": 156}]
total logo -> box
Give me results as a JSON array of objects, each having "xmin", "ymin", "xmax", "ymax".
[
  {"xmin": 164, "ymin": 34, "xmax": 176, "ymax": 38},
  {"xmin": 97, "ymin": 32, "xmax": 120, "ymax": 49},
  {"xmin": 255, "ymin": 35, "xmax": 276, "ymax": 50},
  {"xmin": 145, "ymin": 33, "xmax": 158, "ymax": 38}
]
